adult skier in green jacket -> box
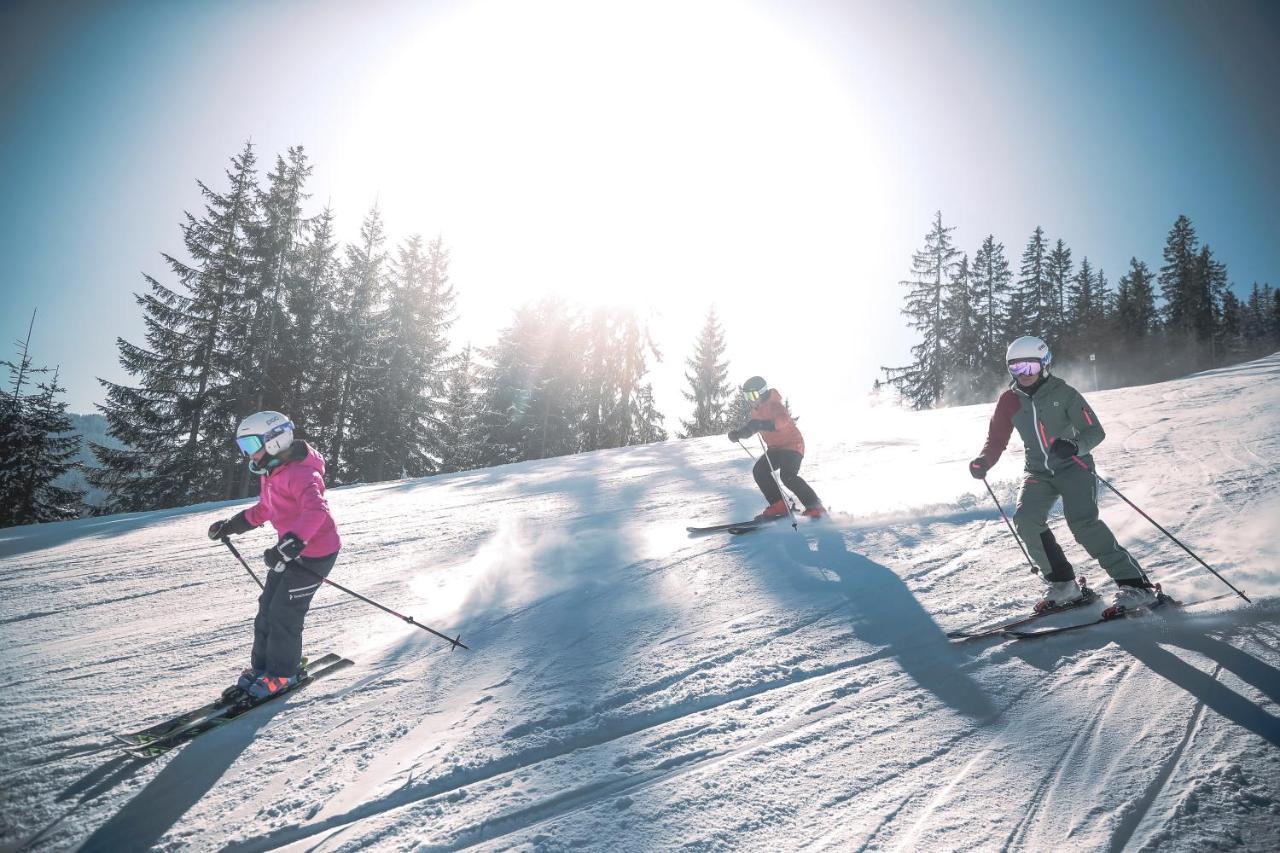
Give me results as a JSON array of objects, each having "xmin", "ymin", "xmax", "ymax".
[{"xmin": 969, "ymin": 336, "xmax": 1158, "ymax": 617}]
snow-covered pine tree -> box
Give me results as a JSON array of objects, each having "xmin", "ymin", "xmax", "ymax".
[
  {"xmin": 881, "ymin": 211, "xmax": 962, "ymax": 409},
  {"xmin": 325, "ymin": 205, "xmax": 389, "ymax": 483},
  {"xmin": 91, "ymin": 143, "xmax": 260, "ymax": 511},
  {"xmin": 679, "ymin": 307, "xmax": 734, "ymax": 438},
  {"xmin": 1010, "ymin": 226, "xmax": 1050, "ymax": 340},
  {"xmin": 970, "ymin": 235, "xmax": 1012, "ymax": 374},
  {"xmin": 1045, "ymin": 238, "xmax": 1074, "ymax": 342},
  {"xmin": 0, "ymin": 315, "xmax": 85, "ymax": 525},
  {"xmin": 438, "ymin": 344, "xmax": 479, "ymax": 473}
]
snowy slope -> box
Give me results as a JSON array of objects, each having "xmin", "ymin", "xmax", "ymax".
[{"xmin": 3, "ymin": 355, "xmax": 1279, "ymax": 852}]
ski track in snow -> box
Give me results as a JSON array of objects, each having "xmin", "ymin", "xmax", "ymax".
[{"xmin": 2, "ymin": 355, "xmax": 1279, "ymax": 851}]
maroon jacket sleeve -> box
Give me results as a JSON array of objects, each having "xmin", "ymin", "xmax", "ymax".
[{"xmin": 979, "ymin": 390, "xmax": 1019, "ymax": 467}]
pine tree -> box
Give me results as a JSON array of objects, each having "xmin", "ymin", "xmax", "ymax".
[
  {"xmin": 1191, "ymin": 244, "xmax": 1227, "ymax": 347},
  {"xmin": 1010, "ymin": 226, "xmax": 1050, "ymax": 340},
  {"xmin": 0, "ymin": 315, "xmax": 84, "ymax": 526},
  {"xmin": 324, "ymin": 205, "xmax": 389, "ymax": 482},
  {"xmin": 91, "ymin": 143, "xmax": 260, "ymax": 511},
  {"xmin": 438, "ymin": 345, "xmax": 479, "ymax": 473},
  {"xmin": 279, "ymin": 205, "xmax": 340, "ymax": 430},
  {"xmin": 1219, "ymin": 289, "xmax": 1245, "ymax": 358},
  {"xmin": 1114, "ymin": 258, "xmax": 1158, "ymax": 338},
  {"xmin": 355, "ymin": 235, "xmax": 457, "ymax": 480},
  {"xmin": 942, "ymin": 254, "xmax": 983, "ymax": 404},
  {"xmin": 1045, "ymin": 238, "xmax": 1074, "ymax": 342},
  {"xmin": 881, "ymin": 211, "xmax": 962, "ymax": 409},
  {"xmin": 1067, "ymin": 256, "xmax": 1098, "ymax": 329},
  {"xmin": 1159, "ymin": 214, "xmax": 1200, "ymax": 335},
  {"xmin": 970, "ymin": 235, "xmax": 1012, "ymax": 371},
  {"xmin": 679, "ymin": 307, "xmax": 734, "ymax": 438}
]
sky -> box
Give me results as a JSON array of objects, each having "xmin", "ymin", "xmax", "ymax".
[{"xmin": 2, "ymin": 0, "xmax": 1278, "ymax": 425}]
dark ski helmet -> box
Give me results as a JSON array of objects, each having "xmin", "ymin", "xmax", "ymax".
[{"xmin": 741, "ymin": 376, "xmax": 769, "ymax": 402}]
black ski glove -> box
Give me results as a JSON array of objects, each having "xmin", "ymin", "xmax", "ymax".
[
  {"xmin": 263, "ymin": 532, "xmax": 305, "ymax": 571},
  {"xmin": 968, "ymin": 457, "xmax": 990, "ymax": 479},
  {"xmin": 727, "ymin": 428, "xmax": 742, "ymax": 442},
  {"xmin": 208, "ymin": 510, "xmax": 253, "ymax": 540},
  {"xmin": 1049, "ymin": 438, "xmax": 1079, "ymax": 460}
]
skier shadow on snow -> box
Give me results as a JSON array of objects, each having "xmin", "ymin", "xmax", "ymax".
[
  {"xmin": 71, "ymin": 705, "xmax": 277, "ymax": 851},
  {"xmin": 997, "ymin": 620, "xmax": 1280, "ymax": 748},
  {"xmin": 780, "ymin": 527, "xmax": 997, "ymax": 722}
]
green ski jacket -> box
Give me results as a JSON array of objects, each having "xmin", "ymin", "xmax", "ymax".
[{"xmin": 978, "ymin": 375, "xmax": 1105, "ymax": 476}]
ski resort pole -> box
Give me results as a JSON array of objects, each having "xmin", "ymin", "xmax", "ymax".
[
  {"xmin": 1070, "ymin": 456, "xmax": 1250, "ymax": 603},
  {"xmin": 757, "ymin": 436, "xmax": 798, "ymax": 530},
  {"xmin": 981, "ymin": 478, "xmax": 1040, "ymax": 575},
  {"xmin": 219, "ymin": 538, "xmax": 470, "ymax": 649}
]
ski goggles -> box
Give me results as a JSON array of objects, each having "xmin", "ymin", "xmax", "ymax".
[
  {"xmin": 1007, "ymin": 359, "xmax": 1043, "ymax": 377},
  {"xmin": 236, "ymin": 435, "xmax": 266, "ymax": 457},
  {"xmin": 743, "ymin": 388, "xmax": 762, "ymax": 402}
]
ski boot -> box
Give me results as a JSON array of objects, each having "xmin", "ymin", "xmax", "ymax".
[
  {"xmin": 246, "ymin": 672, "xmax": 300, "ymax": 700},
  {"xmin": 1034, "ymin": 577, "xmax": 1086, "ymax": 614},
  {"xmin": 800, "ymin": 505, "xmax": 828, "ymax": 520},
  {"xmin": 1102, "ymin": 579, "xmax": 1159, "ymax": 620},
  {"xmin": 755, "ymin": 500, "xmax": 789, "ymax": 521}
]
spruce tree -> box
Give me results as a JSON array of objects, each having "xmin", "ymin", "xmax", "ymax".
[
  {"xmin": 0, "ymin": 317, "xmax": 84, "ymax": 526},
  {"xmin": 280, "ymin": 205, "xmax": 340, "ymax": 431},
  {"xmin": 324, "ymin": 205, "xmax": 389, "ymax": 482},
  {"xmin": 679, "ymin": 307, "xmax": 734, "ymax": 438},
  {"xmin": 1010, "ymin": 226, "xmax": 1050, "ymax": 340},
  {"xmin": 970, "ymin": 235, "xmax": 1012, "ymax": 371},
  {"xmin": 91, "ymin": 143, "xmax": 260, "ymax": 511},
  {"xmin": 942, "ymin": 254, "xmax": 983, "ymax": 404},
  {"xmin": 1115, "ymin": 258, "xmax": 1158, "ymax": 338},
  {"xmin": 1158, "ymin": 214, "xmax": 1200, "ymax": 335},
  {"xmin": 881, "ymin": 211, "xmax": 962, "ymax": 409},
  {"xmin": 1045, "ymin": 238, "xmax": 1074, "ymax": 342},
  {"xmin": 438, "ymin": 345, "xmax": 479, "ymax": 473}
]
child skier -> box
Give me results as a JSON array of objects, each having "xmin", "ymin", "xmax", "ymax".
[
  {"xmin": 969, "ymin": 336, "xmax": 1157, "ymax": 617},
  {"xmin": 207, "ymin": 411, "xmax": 342, "ymax": 699},
  {"xmin": 728, "ymin": 376, "xmax": 826, "ymax": 520}
]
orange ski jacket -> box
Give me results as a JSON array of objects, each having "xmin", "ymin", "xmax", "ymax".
[{"xmin": 742, "ymin": 389, "xmax": 805, "ymax": 455}]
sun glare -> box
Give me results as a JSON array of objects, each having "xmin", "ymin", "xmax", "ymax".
[{"xmin": 336, "ymin": 0, "xmax": 890, "ymax": 316}]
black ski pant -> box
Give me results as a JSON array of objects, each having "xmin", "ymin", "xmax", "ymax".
[
  {"xmin": 252, "ymin": 551, "xmax": 337, "ymax": 678},
  {"xmin": 752, "ymin": 449, "xmax": 821, "ymax": 510}
]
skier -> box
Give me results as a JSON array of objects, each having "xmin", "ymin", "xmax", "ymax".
[
  {"xmin": 969, "ymin": 336, "xmax": 1157, "ymax": 617},
  {"xmin": 207, "ymin": 411, "xmax": 342, "ymax": 699},
  {"xmin": 727, "ymin": 376, "xmax": 826, "ymax": 520}
]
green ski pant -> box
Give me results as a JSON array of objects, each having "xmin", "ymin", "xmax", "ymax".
[{"xmin": 1012, "ymin": 463, "xmax": 1145, "ymax": 583}]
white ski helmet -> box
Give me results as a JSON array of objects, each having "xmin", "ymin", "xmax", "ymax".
[
  {"xmin": 1006, "ymin": 336, "xmax": 1052, "ymax": 370},
  {"xmin": 235, "ymin": 411, "xmax": 294, "ymax": 458}
]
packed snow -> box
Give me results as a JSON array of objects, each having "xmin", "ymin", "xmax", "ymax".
[{"xmin": 3, "ymin": 355, "xmax": 1279, "ymax": 852}]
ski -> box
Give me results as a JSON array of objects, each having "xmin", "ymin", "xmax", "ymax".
[
  {"xmin": 948, "ymin": 579, "xmax": 1100, "ymax": 641},
  {"xmin": 687, "ymin": 517, "xmax": 781, "ymax": 535},
  {"xmin": 113, "ymin": 652, "xmax": 341, "ymax": 747},
  {"xmin": 1004, "ymin": 589, "xmax": 1239, "ymax": 640},
  {"xmin": 120, "ymin": 655, "xmax": 354, "ymax": 758}
]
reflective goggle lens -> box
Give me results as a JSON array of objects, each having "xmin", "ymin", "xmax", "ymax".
[
  {"xmin": 236, "ymin": 435, "xmax": 264, "ymax": 456},
  {"xmin": 1008, "ymin": 360, "xmax": 1043, "ymax": 377},
  {"xmin": 743, "ymin": 389, "xmax": 760, "ymax": 402}
]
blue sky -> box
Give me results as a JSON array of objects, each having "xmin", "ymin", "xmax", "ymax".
[{"xmin": 2, "ymin": 0, "xmax": 1277, "ymax": 416}]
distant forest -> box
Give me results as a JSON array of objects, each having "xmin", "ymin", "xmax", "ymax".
[
  {"xmin": 882, "ymin": 212, "xmax": 1280, "ymax": 408},
  {"xmin": 4, "ymin": 146, "xmax": 1277, "ymax": 526},
  {"xmin": 2, "ymin": 144, "xmax": 747, "ymax": 524}
]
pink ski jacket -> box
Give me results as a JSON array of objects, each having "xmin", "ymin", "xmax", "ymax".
[{"xmin": 244, "ymin": 442, "xmax": 341, "ymax": 557}]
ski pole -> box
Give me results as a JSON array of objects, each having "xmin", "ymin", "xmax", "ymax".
[
  {"xmin": 227, "ymin": 540, "xmax": 266, "ymax": 590},
  {"xmin": 735, "ymin": 439, "xmax": 756, "ymax": 461},
  {"xmin": 219, "ymin": 537, "xmax": 470, "ymax": 649},
  {"xmin": 980, "ymin": 477, "xmax": 1039, "ymax": 574},
  {"xmin": 1070, "ymin": 456, "xmax": 1250, "ymax": 603},
  {"xmin": 758, "ymin": 436, "xmax": 799, "ymax": 530}
]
